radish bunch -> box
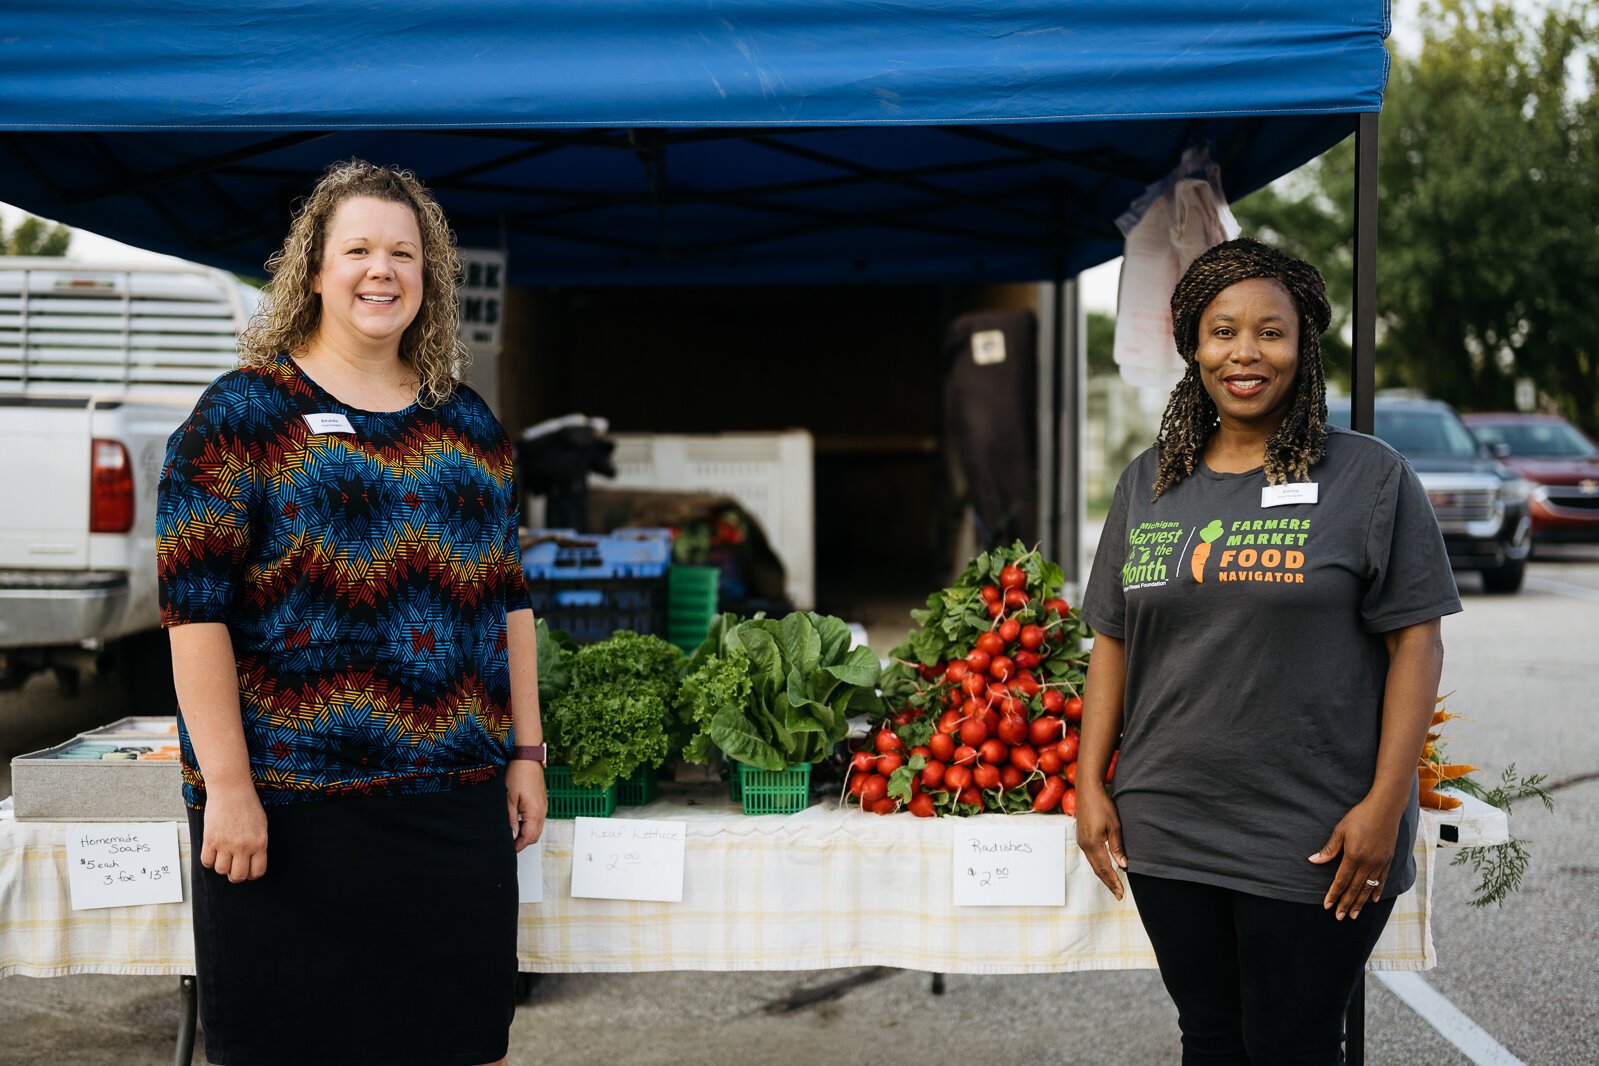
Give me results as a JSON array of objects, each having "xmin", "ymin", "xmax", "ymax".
[{"xmin": 850, "ymin": 544, "xmax": 1115, "ymax": 817}]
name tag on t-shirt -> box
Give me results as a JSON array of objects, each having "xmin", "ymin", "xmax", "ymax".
[
  {"xmin": 302, "ymin": 412, "xmax": 356, "ymax": 434},
  {"xmin": 1261, "ymin": 482, "xmax": 1318, "ymax": 508}
]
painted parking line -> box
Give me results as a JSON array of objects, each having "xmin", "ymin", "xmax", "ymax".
[
  {"xmin": 1524, "ymin": 576, "xmax": 1599, "ymax": 603},
  {"xmin": 1375, "ymin": 972, "xmax": 1526, "ymax": 1065}
]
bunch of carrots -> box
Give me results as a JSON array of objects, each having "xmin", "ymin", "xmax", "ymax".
[{"xmin": 1418, "ymin": 696, "xmax": 1475, "ymax": 810}]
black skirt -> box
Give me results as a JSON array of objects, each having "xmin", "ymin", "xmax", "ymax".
[{"xmin": 187, "ymin": 778, "xmax": 518, "ymax": 1066}]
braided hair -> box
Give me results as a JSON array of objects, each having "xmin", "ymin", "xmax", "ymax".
[{"xmin": 1150, "ymin": 237, "xmax": 1333, "ymax": 499}]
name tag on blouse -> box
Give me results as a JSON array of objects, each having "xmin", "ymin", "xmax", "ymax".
[
  {"xmin": 1261, "ymin": 483, "xmax": 1319, "ymax": 508},
  {"xmin": 302, "ymin": 413, "xmax": 356, "ymax": 434}
]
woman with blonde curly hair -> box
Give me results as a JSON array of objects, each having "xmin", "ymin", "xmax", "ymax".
[{"xmin": 157, "ymin": 159, "xmax": 545, "ymax": 1066}]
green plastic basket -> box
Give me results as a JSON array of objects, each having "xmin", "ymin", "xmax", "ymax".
[
  {"xmin": 666, "ymin": 565, "xmax": 721, "ymax": 651},
  {"xmin": 544, "ymin": 765, "xmax": 618, "ymax": 819},
  {"xmin": 726, "ymin": 759, "xmax": 743, "ymax": 802},
  {"xmin": 617, "ymin": 766, "xmax": 658, "ymax": 806},
  {"xmin": 735, "ymin": 762, "xmax": 813, "ymax": 816}
]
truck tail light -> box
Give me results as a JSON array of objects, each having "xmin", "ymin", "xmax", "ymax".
[{"xmin": 90, "ymin": 438, "xmax": 135, "ymax": 533}]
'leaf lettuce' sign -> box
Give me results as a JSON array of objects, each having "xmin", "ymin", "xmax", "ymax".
[{"xmin": 571, "ymin": 817, "xmax": 686, "ymax": 902}]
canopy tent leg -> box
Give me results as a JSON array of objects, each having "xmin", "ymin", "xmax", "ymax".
[
  {"xmin": 1037, "ymin": 274, "xmax": 1086, "ymax": 587},
  {"xmin": 1342, "ymin": 110, "xmax": 1379, "ymax": 1062},
  {"xmin": 1351, "ymin": 111, "xmax": 1380, "ymax": 435},
  {"xmin": 1037, "ymin": 282, "xmax": 1055, "ymax": 566}
]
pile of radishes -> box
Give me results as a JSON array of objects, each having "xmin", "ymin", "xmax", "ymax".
[{"xmin": 847, "ymin": 549, "xmax": 1114, "ymax": 817}]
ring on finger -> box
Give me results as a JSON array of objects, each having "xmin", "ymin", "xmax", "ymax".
[{"xmin": 1364, "ymin": 878, "xmax": 1381, "ymax": 887}]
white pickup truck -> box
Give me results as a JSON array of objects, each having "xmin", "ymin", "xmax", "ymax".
[{"xmin": 0, "ymin": 258, "xmax": 256, "ymax": 702}]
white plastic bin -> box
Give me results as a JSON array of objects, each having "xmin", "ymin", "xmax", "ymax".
[{"xmin": 602, "ymin": 430, "xmax": 814, "ymax": 609}]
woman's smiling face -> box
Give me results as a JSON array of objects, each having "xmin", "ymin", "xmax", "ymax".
[
  {"xmin": 312, "ymin": 196, "xmax": 424, "ymax": 350},
  {"xmin": 1195, "ymin": 277, "xmax": 1301, "ymax": 433}
]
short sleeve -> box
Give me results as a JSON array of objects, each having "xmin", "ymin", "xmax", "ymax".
[
  {"xmin": 496, "ymin": 435, "xmax": 531, "ymax": 614},
  {"xmin": 1081, "ymin": 466, "xmax": 1133, "ymax": 639},
  {"xmin": 1360, "ymin": 457, "xmax": 1463, "ymax": 633},
  {"xmin": 156, "ymin": 378, "xmax": 263, "ymax": 626}
]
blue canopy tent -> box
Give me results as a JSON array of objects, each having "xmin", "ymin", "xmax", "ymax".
[
  {"xmin": 1, "ymin": 1, "xmax": 1388, "ymax": 287},
  {"xmin": 1, "ymin": 4, "xmax": 1393, "ymax": 1052},
  {"xmin": 0, "ymin": 0, "xmax": 1389, "ymax": 599}
]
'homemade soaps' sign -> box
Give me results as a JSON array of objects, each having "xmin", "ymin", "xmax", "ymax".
[{"xmin": 66, "ymin": 822, "xmax": 183, "ymax": 910}]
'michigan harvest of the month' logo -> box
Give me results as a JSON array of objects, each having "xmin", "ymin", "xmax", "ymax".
[{"xmin": 1123, "ymin": 521, "xmax": 1183, "ymax": 589}]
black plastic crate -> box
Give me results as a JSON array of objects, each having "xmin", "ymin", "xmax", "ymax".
[{"xmin": 525, "ymin": 575, "xmax": 667, "ymax": 644}]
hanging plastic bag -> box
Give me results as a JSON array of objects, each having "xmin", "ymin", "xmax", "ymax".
[{"xmin": 1112, "ymin": 146, "xmax": 1240, "ymax": 393}]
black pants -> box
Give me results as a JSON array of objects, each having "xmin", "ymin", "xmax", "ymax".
[
  {"xmin": 188, "ymin": 780, "xmax": 518, "ymax": 1066},
  {"xmin": 1128, "ymin": 872, "xmax": 1396, "ymax": 1066}
]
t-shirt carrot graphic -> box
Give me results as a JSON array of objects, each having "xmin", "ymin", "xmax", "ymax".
[{"xmin": 1190, "ymin": 520, "xmax": 1224, "ymax": 583}]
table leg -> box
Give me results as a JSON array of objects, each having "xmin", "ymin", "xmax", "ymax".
[
  {"xmin": 1345, "ymin": 973, "xmax": 1365, "ymax": 1066},
  {"xmin": 929, "ymin": 972, "xmax": 945, "ymax": 995},
  {"xmin": 175, "ymin": 975, "xmax": 197, "ymax": 1066},
  {"xmin": 515, "ymin": 972, "xmax": 545, "ymax": 1003}
]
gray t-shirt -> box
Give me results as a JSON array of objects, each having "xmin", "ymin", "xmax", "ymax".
[{"xmin": 1081, "ymin": 426, "xmax": 1462, "ymax": 904}]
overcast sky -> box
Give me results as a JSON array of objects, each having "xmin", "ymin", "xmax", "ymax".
[{"xmin": 0, "ymin": 1, "xmax": 1558, "ymax": 313}]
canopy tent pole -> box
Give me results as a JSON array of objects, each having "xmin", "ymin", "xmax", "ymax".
[
  {"xmin": 1351, "ymin": 111, "xmax": 1379, "ymax": 436},
  {"xmin": 1036, "ymin": 281, "xmax": 1057, "ymax": 568},
  {"xmin": 1342, "ymin": 107, "xmax": 1379, "ymax": 1066},
  {"xmin": 1060, "ymin": 276, "xmax": 1085, "ymax": 588},
  {"xmin": 1038, "ymin": 268, "xmax": 1086, "ymax": 590}
]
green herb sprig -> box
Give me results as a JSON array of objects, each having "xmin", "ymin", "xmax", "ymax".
[{"xmin": 1449, "ymin": 763, "xmax": 1554, "ymax": 908}]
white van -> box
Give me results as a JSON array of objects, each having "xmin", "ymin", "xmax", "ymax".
[{"xmin": 0, "ymin": 258, "xmax": 257, "ymax": 702}]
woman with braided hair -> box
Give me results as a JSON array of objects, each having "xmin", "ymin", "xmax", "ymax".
[{"xmin": 1075, "ymin": 238, "xmax": 1460, "ymax": 1064}]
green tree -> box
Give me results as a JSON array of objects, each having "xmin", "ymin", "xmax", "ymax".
[
  {"xmin": 2, "ymin": 214, "xmax": 73, "ymax": 256},
  {"xmin": 1086, "ymin": 309, "xmax": 1116, "ymax": 375},
  {"xmin": 1234, "ymin": 1, "xmax": 1599, "ymax": 435}
]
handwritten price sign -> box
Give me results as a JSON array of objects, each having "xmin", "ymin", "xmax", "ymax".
[
  {"xmin": 66, "ymin": 822, "xmax": 183, "ymax": 910},
  {"xmin": 952, "ymin": 819, "xmax": 1066, "ymax": 907},
  {"xmin": 570, "ymin": 817, "xmax": 686, "ymax": 902},
  {"xmin": 516, "ymin": 841, "xmax": 544, "ymax": 904}
]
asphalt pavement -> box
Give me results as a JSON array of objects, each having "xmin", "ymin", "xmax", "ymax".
[{"xmin": 3, "ymin": 548, "xmax": 1597, "ymax": 1065}]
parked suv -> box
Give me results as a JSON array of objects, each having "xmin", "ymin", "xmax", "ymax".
[
  {"xmin": 1329, "ymin": 398, "xmax": 1531, "ymax": 593},
  {"xmin": 1461, "ymin": 413, "xmax": 1599, "ymax": 546}
]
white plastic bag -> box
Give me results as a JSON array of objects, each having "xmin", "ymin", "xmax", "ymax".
[{"xmin": 1112, "ymin": 147, "xmax": 1240, "ymax": 392}]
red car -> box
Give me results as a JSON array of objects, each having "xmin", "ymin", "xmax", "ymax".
[{"xmin": 1462, "ymin": 413, "xmax": 1599, "ymax": 544}]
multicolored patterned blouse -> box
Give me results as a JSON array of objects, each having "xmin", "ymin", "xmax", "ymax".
[{"xmin": 157, "ymin": 354, "xmax": 530, "ymax": 808}]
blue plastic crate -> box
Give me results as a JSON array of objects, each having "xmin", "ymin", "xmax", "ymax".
[
  {"xmin": 522, "ymin": 528, "xmax": 672, "ymax": 580},
  {"xmin": 525, "ymin": 576, "xmax": 666, "ymax": 644}
]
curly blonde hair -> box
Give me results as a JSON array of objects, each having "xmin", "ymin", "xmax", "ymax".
[
  {"xmin": 1151, "ymin": 237, "xmax": 1333, "ymax": 499},
  {"xmin": 238, "ymin": 159, "xmax": 468, "ymax": 408}
]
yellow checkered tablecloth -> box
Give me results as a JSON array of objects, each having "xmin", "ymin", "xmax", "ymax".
[{"xmin": 3, "ymin": 794, "xmax": 1500, "ymax": 979}]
